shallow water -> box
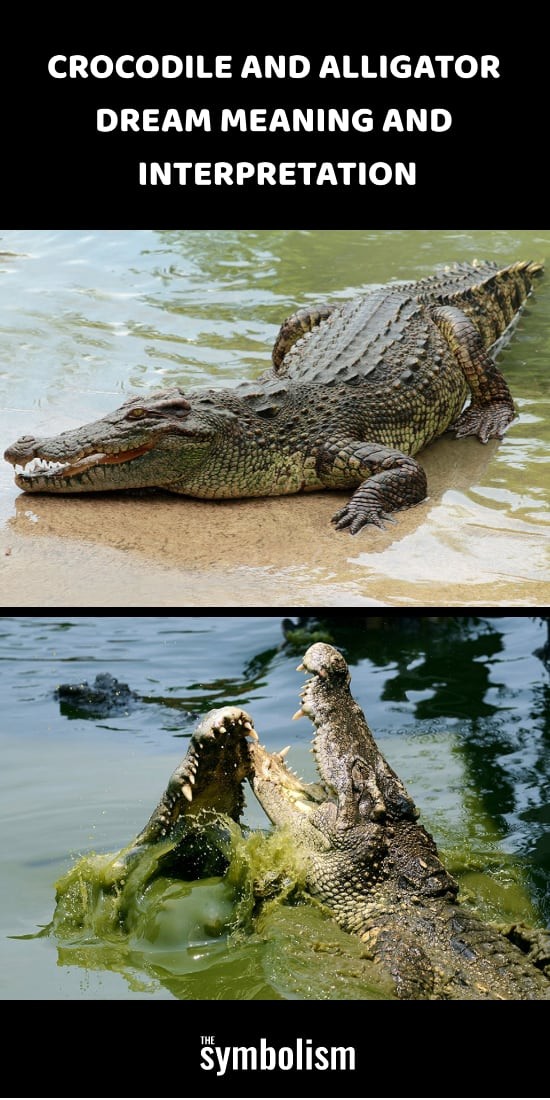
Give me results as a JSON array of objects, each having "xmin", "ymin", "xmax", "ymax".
[
  {"xmin": 1, "ymin": 614, "xmax": 548, "ymax": 1000},
  {"xmin": 0, "ymin": 229, "xmax": 549, "ymax": 606}
]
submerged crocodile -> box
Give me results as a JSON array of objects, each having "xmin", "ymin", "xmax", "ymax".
[
  {"xmin": 55, "ymin": 673, "xmax": 138, "ymax": 717},
  {"xmin": 5, "ymin": 260, "xmax": 543, "ymax": 532},
  {"xmin": 54, "ymin": 671, "xmax": 201, "ymax": 721},
  {"xmin": 72, "ymin": 645, "xmax": 549, "ymax": 1000}
]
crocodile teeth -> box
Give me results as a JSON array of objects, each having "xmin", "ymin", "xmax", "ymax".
[
  {"xmin": 278, "ymin": 745, "xmax": 291, "ymax": 758},
  {"xmin": 15, "ymin": 457, "xmax": 68, "ymax": 475},
  {"xmin": 296, "ymin": 663, "xmax": 305, "ymax": 672},
  {"xmin": 181, "ymin": 783, "xmax": 193, "ymax": 802},
  {"xmin": 292, "ymin": 708, "xmax": 305, "ymax": 720}
]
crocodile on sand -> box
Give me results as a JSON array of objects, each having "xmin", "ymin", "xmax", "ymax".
[
  {"xmin": 84, "ymin": 644, "xmax": 550, "ymax": 1000},
  {"xmin": 4, "ymin": 260, "xmax": 543, "ymax": 533}
]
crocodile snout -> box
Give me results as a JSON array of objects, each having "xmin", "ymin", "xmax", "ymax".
[{"xmin": 4, "ymin": 436, "xmax": 40, "ymax": 462}]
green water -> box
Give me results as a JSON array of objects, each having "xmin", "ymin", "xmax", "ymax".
[
  {"xmin": 1, "ymin": 228, "xmax": 548, "ymax": 429},
  {"xmin": 1, "ymin": 615, "xmax": 549, "ymax": 999},
  {"xmin": 46, "ymin": 817, "xmax": 328, "ymax": 1001},
  {"xmin": 44, "ymin": 795, "xmax": 537, "ymax": 1002}
]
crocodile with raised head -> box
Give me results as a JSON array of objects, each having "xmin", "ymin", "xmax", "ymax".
[
  {"xmin": 5, "ymin": 260, "xmax": 543, "ymax": 532},
  {"xmin": 249, "ymin": 644, "xmax": 550, "ymax": 999},
  {"xmin": 51, "ymin": 705, "xmax": 260, "ymax": 933}
]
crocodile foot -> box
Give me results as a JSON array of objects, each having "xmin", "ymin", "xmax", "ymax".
[
  {"xmin": 451, "ymin": 400, "xmax": 516, "ymax": 443},
  {"xmin": 332, "ymin": 502, "xmax": 395, "ymax": 534},
  {"xmin": 331, "ymin": 461, "xmax": 427, "ymax": 534}
]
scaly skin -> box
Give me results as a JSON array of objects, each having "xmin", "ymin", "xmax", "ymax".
[
  {"xmin": 249, "ymin": 644, "xmax": 550, "ymax": 1000},
  {"xmin": 134, "ymin": 706, "xmax": 258, "ymax": 844},
  {"xmin": 80, "ymin": 662, "xmax": 549, "ymax": 997},
  {"xmin": 4, "ymin": 260, "xmax": 543, "ymax": 533},
  {"xmin": 114, "ymin": 706, "xmax": 258, "ymax": 881}
]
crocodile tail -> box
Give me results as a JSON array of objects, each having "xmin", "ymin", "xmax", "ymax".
[
  {"xmin": 420, "ymin": 259, "xmax": 544, "ymax": 349},
  {"xmin": 453, "ymin": 259, "xmax": 543, "ymax": 348}
]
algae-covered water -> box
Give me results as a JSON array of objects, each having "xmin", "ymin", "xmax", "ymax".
[
  {"xmin": 0, "ymin": 229, "xmax": 549, "ymax": 606},
  {"xmin": 1, "ymin": 614, "xmax": 549, "ymax": 1000}
]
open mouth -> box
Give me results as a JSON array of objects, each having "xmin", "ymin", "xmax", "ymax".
[
  {"xmin": 10, "ymin": 442, "xmax": 155, "ymax": 482},
  {"xmin": 248, "ymin": 645, "xmax": 351, "ymax": 825},
  {"xmin": 181, "ymin": 706, "xmax": 259, "ymax": 810},
  {"xmin": 249, "ymin": 673, "xmax": 334, "ymax": 823},
  {"xmin": 250, "ymin": 740, "xmax": 329, "ymax": 817},
  {"xmin": 133, "ymin": 706, "xmax": 260, "ymax": 852}
]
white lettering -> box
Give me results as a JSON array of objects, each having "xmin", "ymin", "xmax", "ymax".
[
  {"xmin": 48, "ymin": 55, "xmax": 67, "ymax": 77},
  {"xmin": 240, "ymin": 54, "xmax": 310, "ymax": 78},
  {"xmin": 200, "ymin": 1047, "xmax": 215, "ymax": 1071},
  {"xmin": 215, "ymin": 1046, "xmax": 231, "ymax": 1077},
  {"xmin": 48, "ymin": 54, "xmax": 233, "ymax": 78},
  {"xmin": 137, "ymin": 161, "xmax": 417, "ymax": 188},
  {"xmin": 98, "ymin": 109, "xmax": 210, "ymax": 132},
  {"xmin": 382, "ymin": 107, "xmax": 452, "ymax": 132}
]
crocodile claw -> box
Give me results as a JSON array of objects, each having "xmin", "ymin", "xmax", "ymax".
[
  {"xmin": 332, "ymin": 505, "xmax": 393, "ymax": 534},
  {"xmin": 451, "ymin": 399, "xmax": 516, "ymax": 443}
]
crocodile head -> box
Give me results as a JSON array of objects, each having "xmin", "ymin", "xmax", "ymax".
[
  {"xmin": 249, "ymin": 643, "xmax": 455, "ymax": 914},
  {"xmin": 114, "ymin": 705, "xmax": 259, "ymax": 882},
  {"xmin": 4, "ymin": 388, "xmax": 237, "ymax": 493},
  {"xmin": 134, "ymin": 705, "xmax": 259, "ymax": 848}
]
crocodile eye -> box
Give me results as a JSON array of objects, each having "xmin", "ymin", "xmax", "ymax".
[{"xmin": 127, "ymin": 407, "xmax": 146, "ymax": 419}]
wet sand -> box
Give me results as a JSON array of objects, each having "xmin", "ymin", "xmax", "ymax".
[{"xmin": 2, "ymin": 436, "xmax": 549, "ymax": 607}]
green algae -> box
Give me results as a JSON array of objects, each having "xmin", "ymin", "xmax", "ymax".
[
  {"xmin": 45, "ymin": 789, "xmax": 544, "ymax": 1000},
  {"xmin": 47, "ymin": 814, "xmax": 311, "ymax": 985},
  {"xmin": 48, "ymin": 816, "xmax": 395, "ymax": 1000},
  {"xmin": 47, "ymin": 806, "xmax": 544, "ymax": 999},
  {"xmin": 50, "ymin": 815, "xmax": 242, "ymax": 942}
]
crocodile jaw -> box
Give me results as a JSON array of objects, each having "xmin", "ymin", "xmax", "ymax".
[
  {"xmin": 8, "ymin": 442, "xmax": 157, "ymax": 491},
  {"xmin": 4, "ymin": 387, "xmax": 215, "ymax": 493},
  {"xmin": 134, "ymin": 706, "xmax": 260, "ymax": 848}
]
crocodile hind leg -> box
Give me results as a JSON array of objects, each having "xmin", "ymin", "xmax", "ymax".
[
  {"xmin": 316, "ymin": 441, "xmax": 428, "ymax": 534},
  {"xmin": 271, "ymin": 304, "xmax": 335, "ymax": 369},
  {"xmin": 361, "ymin": 926, "xmax": 435, "ymax": 999},
  {"xmin": 430, "ymin": 304, "xmax": 516, "ymax": 441}
]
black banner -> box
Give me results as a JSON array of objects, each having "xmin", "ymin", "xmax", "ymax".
[{"xmin": 2, "ymin": 30, "xmax": 545, "ymax": 227}]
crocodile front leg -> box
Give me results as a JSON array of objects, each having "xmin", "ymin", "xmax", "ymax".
[
  {"xmin": 316, "ymin": 441, "xmax": 428, "ymax": 534},
  {"xmin": 430, "ymin": 305, "xmax": 516, "ymax": 441},
  {"xmin": 272, "ymin": 304, "xmax": 336, "ymax": 369}
]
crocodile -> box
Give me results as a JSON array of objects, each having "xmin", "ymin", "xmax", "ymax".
[
  {"xmin": 4, "ymin": 259, "xmax": 543, "ymax": 533},
  {"xmin": 248, "ymin": 644, "xmax": 550, "ymax": 999},
  {"xmin": 123, "ymin": 704, "xmax": 259, "ymax": 879},
  {"xmin": 54, "ymin": 673, "xmax": 139, "ymax": 718},
  {"xmin": 53, "ymin": 671, "xmax": 201, "ymax": 721},
  {"xmin": 68, "ymin": 646, "xmax": 548, "ymax": 1000}
]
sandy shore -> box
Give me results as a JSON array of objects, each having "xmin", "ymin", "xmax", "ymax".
[{"xmin": 1, "ymin": 436, "xmax": 549, "ymax": 607}]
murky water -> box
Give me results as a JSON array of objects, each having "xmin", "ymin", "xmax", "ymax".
[
  {"xmin": 1, "ymin": 614, "xmax": 548, "ymax": 999},
  {"xmin": 0, "ymin": 229, "xmax": 548, "ymax": 606}
]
